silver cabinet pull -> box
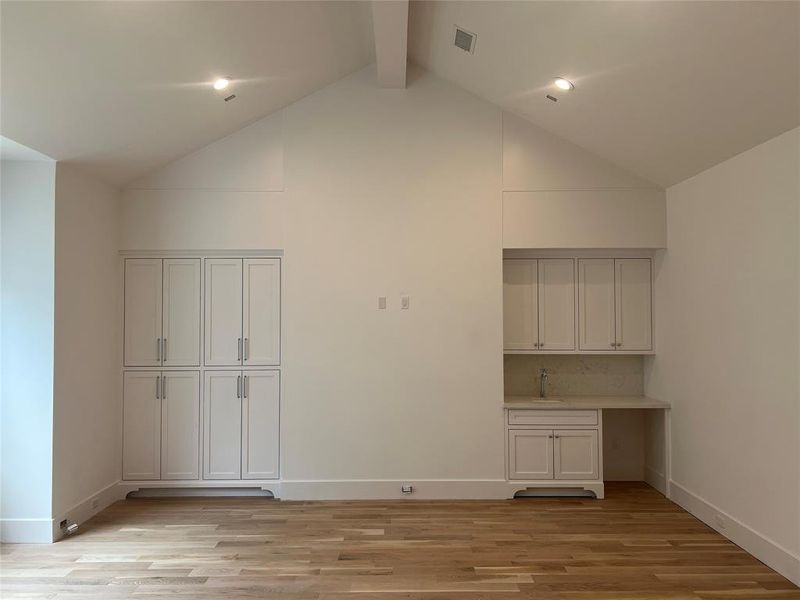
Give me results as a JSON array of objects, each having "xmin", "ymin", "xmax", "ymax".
[
  {"xmin": 162, "ymin": 375, "xmax": 166, "ymax": 399},
  {"xmin": 244, "ymin": 375, "xmax": 249, "ymax": 398},
  {"xmin": 156, "ymin": 338, "xmax": 161, "ymax": 361},
  {"xmin": 163, "ymin": 338, "xmax": 167, "ymax": 361},
  {"xmin": 244, "ymin": 338, "xmax": 249, "ymax": 361},
  {"xmin": 238, "ymin": 338, "xmax": 243, "ymax": 362},
  {"xmin": 156, "ymin": 375, "xmax": 160, "ymax": 399},
  {"xmin": 237, "ymin": 375, "xmax": 241, "ymax": 398}
]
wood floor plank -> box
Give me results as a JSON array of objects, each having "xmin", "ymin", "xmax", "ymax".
[{"xmin": 1, "ymin": 483, "xmax": 797, "ymax": 599}]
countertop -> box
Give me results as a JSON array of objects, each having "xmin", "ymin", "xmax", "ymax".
[{"xmin": 503, "ymin": 395, "xmax": 670, "ymax": 410}]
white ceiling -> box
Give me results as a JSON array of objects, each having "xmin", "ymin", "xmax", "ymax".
[
  {"xmin": 2, "ymin": 1, "xmax": 797, "ymax": 189},
  {"xmin": 409, "ymin": 1, "xmax": 800, "ymax": 187},
  {"xmin": 0, "ymin": 1, "xmax": 374, "ymax": 186}
]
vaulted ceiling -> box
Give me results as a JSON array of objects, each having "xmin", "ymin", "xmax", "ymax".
[
  {"xmin": 409, "ymin": 1, "xmax": 800, "ymax": 187},
  {"xmin": 0, "ymin": 1, "xmax": 374, "ymax": 185},
  {"xmin": 1, "ymin": 1, "xmax": 797, "ymax": 188}
]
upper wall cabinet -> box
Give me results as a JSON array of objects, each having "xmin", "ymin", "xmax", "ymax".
[
  {"xmin": 503, "ymin": 259, "xmax": 575, "ymax": 351},
  {"xmin": 205, "ymin": 258, "xmax": 280, "ymax": 366},
  {"xmin": 124, "ymin": 259, "xmax": 201, "ymax": 367},
  {"xmin": 504, "ymin": 256, "xmax": 653, "ymax": 354},
  {"xmin": 578, "ymin": 258, "xmax": 652, "ymax": 352}
]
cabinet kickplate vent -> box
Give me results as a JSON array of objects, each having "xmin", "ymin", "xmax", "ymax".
[{"xmin": 454, "ymin": 26, "xmax": 476, "ymax": 54}]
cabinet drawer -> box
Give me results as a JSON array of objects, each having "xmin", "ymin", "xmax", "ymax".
[{"xmin": 507, "ymin": 409, "xmax": 598, "ymax": 426}]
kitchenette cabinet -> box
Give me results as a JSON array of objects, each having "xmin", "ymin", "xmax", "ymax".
[{"xmin": 504, "ymin": 254, "xmax": 653, "ymax": 354}]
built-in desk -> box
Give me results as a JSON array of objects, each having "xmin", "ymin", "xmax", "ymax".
[{"xmin": 503, "ymin": 396, "xmax": 670, "ymax": 499}]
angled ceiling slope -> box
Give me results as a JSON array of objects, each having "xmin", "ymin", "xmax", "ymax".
[
  {"xmin": 0, "ymin": 1, "xmax": 374, "ymax": 186},
  {"xmin": 409, "ymin": 0, "xmax": 800, "ymax": 187}
]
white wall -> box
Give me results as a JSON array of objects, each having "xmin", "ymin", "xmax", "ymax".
[
  {"xmin": 52, "ymin": 164, "xmax": 122, "ymax": 525},
  {"xmin": 121, "ymin": 65, "xmax": 672, "ymax": 497},
  {"xmin": 502, "ymin": 112, "xmax": 666, "ymax": 249},
  {"xmin": 0, "ymin": 160, "xmax": 56, "ymax": 542},
  {"xmin": 123, "ymin": 66, "xmax": 507, "ymax": 493},
  {"xmin": 280, "ymin": 66, "xmax": 503, "ymax": 486},
  {"xmin": 645, "ymin": 128, "xmax": 800, "ymax": 583}
]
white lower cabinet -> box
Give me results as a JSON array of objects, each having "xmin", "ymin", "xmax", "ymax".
[
  {"xmin": 204, "ymin": 370, "xmax": 280, "ymax": 480},
  {"xmin": 241, "ymin": 371, "xmax": 280, "ymax": 479},
  {"xmin": 508, "ymin": 429, "xmax": 554, "ymax": 480},
  {"xmin": 123, "ymin": 372, "xmax": 161, "ymax": 480},
  {"xmin": 554, "ymin": 429, "xmax": 599, "ymax": 480},
  {"xmin": 506, "ymin": 410, "xmax": 601, "ymax": 485},
  {"xmin": 161, "ymin": 372, "xmax": 200, "ymax": 480},
  {"xmin": 123, "ymin": 371, "xmax": 200, "ymax": 481}
]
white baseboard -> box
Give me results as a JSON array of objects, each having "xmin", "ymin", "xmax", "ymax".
[
  {"xmin": 644, "ymin": 464, "xmax": 667, "ymax": 496},
  {"xmin": 0, "ymin": 518, "xmax": 54, "ymax": 543},
  {"xmin": 669, "ymin": 480, "xmax": 800, "ymax": 586},
  {"xmin": 53, "ymin": 480, "xmax": 126, "ymax": 541},
  {"xmin": 278, "ymin": 479, "xmax": 513, "ymax": 500}
]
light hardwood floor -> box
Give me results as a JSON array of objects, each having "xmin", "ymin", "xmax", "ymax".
[{"xmin": 1, "ymin": 483, "xmax": 797, "ymax": 599}]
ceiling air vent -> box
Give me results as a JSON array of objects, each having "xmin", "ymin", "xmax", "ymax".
[{"xmin": 453, "ymin": 26, "xmax": 476, "ymax": 54}]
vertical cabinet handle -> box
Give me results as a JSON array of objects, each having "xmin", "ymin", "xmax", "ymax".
[
  {"xmin": 156, "ymin": 338, "xmax": 161, "ymax": 361},
  {"xmin": 156, "ymin": 375, "xmax": 160, "ymax": 399},
  {"xmin": 162, "ymin": 375, "xmax": 166, "ymax": 399},
  {"xmin": 163, "ymin": 338, "xmax": 167, "ymax": 361},
  {"xmin": 244, "ymin": 375, "xmax": 249, "ymax": 398},
  {"xmin": 244, "ymin": 338, "xmax": 249, "ymax": 361},
  {"xmin": 238, "ymin": 338, "xmax": 243, "ymax": 362},
  {"xmin": 237, "ymin": 375, "xmax": 242, "ymax": 398}
]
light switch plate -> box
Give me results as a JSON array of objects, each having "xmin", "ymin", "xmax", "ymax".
[{"xmin": 401, "ymin": 295, "xmax": 410, "ymax": 310}]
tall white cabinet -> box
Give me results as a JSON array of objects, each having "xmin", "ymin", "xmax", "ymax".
[
  {"xmin": 122, "ymin": 254, "xmax": 281, "ymax": 485},
  {"xmin": 124, "ymin": 259, "xmax": 201, "ymax": 367},
  {"xmin": 204, "ymin": 369, "xmax": 280, "ymax": 480},
  {"xmin": 205, "ymin": 258, "xmax": 280, "ymax": 366}
]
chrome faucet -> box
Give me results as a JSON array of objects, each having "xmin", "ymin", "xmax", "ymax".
[{"xmin": 539, "ymin": 368, "xmax": 548, "ymax": 398}]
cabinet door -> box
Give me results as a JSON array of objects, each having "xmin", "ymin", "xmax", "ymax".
[
  {"xmin": 203, "ymin": 371, "xmax": 242, "ymax": 479},
  {"xmin": 508, "ymin": 429, "xmax": 553, "ymax": 480},
  {"xmin": 204, "ymin": 259, "xmax": 243, "ymax": 366},
  {"xmin": 124, "ymin": 259, "xmax": 162, "ymax": 366},
  {"xmin": 503, "ymin": 259, "xmax": 538, "ymax": 350},
  {"xmin": 615, "ymin": 259, "xmax": 652, "ymax": 351},
  {"xmin": 161, "ymin": 371, "xmax": 200, "ymax": 480},
  {"xmin": 243, "ymin": 259, "xmax": 280, "ymax": 366},
  {"xmin": 538, "ymin": 259, "xmax": 575, "ymax": 350},
  {"xmin": 578, "ymin": 259, "xmax": 616, "ymax": 351},
  {"xmin": 554, "ymin": 429, "xmax": 599, "ymax": 480},
  {"xmin": 122, "ymin": 371, "xmax": 161, "ymax": 480},
  {"xmin": 162, "ymin": 259, "xmax": 201, "ymax": 367},
  {"xmin": 241, "ymin": 371, "xmax": 280, "ymax": 479}
]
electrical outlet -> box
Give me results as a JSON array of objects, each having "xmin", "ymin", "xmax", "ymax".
[
  {"xmin": 378, "ymin": 296, "xmax": 387, "ymax": 310},
  {"xmin": 401, "ymin": 484, "xmax": 413, "ymax": 494},
  {"xmin": 714, "ymin": 514, "xmax": 726, "ymax": 530},
  {"xmin": 59, "ymin": 519, "xmax": 68, "ymax": 530}
]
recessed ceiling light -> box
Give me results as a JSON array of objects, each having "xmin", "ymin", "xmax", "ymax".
[
  {"xmin": 213, "ymin": 78, "xmax": 230, "ymax": 91},
  {"xmin": 553, "ymin": 77, "xmax": 574, "ymax": 91}
]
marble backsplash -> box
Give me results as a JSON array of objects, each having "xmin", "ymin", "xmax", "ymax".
[{"xmin": 504, "ymin": 354, "xmax": 644, "ymax": 397}]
